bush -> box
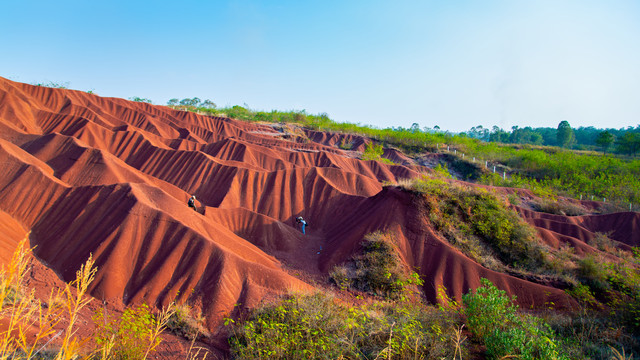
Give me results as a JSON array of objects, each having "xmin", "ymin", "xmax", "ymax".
[
  {"xmin": 166, "ymin": 303, "xmax": 210, "ymax": 341},
  {"xmin": 463, "ymin": 278, "xmax": 567, "ymax": 360},
  {"xmin": 361, "ymin": 142, "xmax": 394, "ymax": 164},
  {"xmin": 531, "ymin": 199, "xmax": 587, "ymax": 216},
  {"xmin": 329, "ymin": 231, "xmax": 423, "ymax": 299},
  {"xmin": 338, "ymin": 138, "xmax": 353, "ymax": 150},
  {"xmin": 228, "ymin": 292, "xmax": 357, "ymax": 359},
  {"xmin": 400, "ymin": 177, "xmax": 549, "ymax": 274},
  {"xmin": 93, "ymin": 303, "xmax": 173, "ymax": 360},
  {"xmin": 587, "ymin": 232, "xmax": 616, "ymax": 252}
]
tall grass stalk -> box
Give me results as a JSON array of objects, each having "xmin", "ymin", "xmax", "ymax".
[
  {"xmin": 0, "ymin": 236, "xmax": 63, "ymax": 359},
  {"xmin": 55, "ymin": 254, "xmax": 96, "ymax": 360}
]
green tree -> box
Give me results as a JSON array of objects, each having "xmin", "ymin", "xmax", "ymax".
[
  {"xmin": 167, "ymin": 98, "xmax": 179, "ymax": 106},
  {"xmin": 616, "ymin": 132, "xmax": 640, "ymax": 156},
  {"xmin": 129, "ymin": 96, "xmax": 152, "ymax": 104},
  {"xmin": 201, "ymin": 99, "xmax": 216, "ymax": 109},
  {"xmin": 556, "ymin": 120, "xmax": 575, "ymax": 148},
  {"xmin": 179, "ymin": 97, "xmax": 201, "ymax": 107},
  {"xmin": 595, "ymin": 131, "xmax": 615, "ymax": 155}
]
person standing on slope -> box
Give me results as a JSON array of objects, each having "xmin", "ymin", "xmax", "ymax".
[
  {"xmin": 187, "ymin": 195, "xmax": 198, "ymax": 212},
  {"xmin": 296, "ymin": 216, "xmax": 308, "ymax": 234}
]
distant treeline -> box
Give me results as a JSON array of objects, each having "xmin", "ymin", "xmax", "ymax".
[{"xmin": 461, "ymin": 122, "xmax": 640, "ymax": 156}]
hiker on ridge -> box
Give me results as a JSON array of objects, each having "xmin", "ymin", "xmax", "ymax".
[
  {"xmin": 187, "ymin": 195, "xmax": 197, "ymax": 212},
  {"xmin": 296, "ymin": 216, "xmax": 308, "ymax": 235}
]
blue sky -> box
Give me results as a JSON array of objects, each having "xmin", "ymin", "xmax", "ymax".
[{"xmin": 2, "ymin": 0, "xmax": 639, "ymax": 132}]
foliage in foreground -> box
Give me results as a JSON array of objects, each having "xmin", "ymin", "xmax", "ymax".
[
  {"xmin": 228, "ymin": 278, "xmax": 640, "ymax": 359},
  {"xmin": 227, "ymin": 292, "xmax": 463, "ymax": 360},
  {"xmin": 464, "ymin": 278, "xmax": 567, "ymax": 360},
  {"xmin": 93, "ymin": 303, "xmax": 173, "ymax": 360},
  {"xmin": 0, "ymin": 236, "xmax": 177, "ymax": 360}
]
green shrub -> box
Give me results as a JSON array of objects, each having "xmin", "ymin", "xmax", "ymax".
[
  {"xmin": 400, "ymin": 177, "xmax": 549, "ymax": 274},
  {"xmin": 329, "ymin": 232, "xmax": 423, "ymax": 299},
  {"xmin": 338, "ymin": 138, "xmax": 353, "ymax": 150},
  {"xmin": 587, "ymin": 232, "xmax": 616, "ymax": 252},
  {"xmin": 432, "ymin": 163, "xmax": 452, "ymax": 178},
  {"xmin": 463, "ymin": 278, "xmax": 567, "ymax": 360},
  {"xmin": 576, "ymin": 255, "xmax": 611, "ymax": 294},
  {"xmin": 93, "ymin": 304, "xmax": 164, "ymax": 360},
  {"xmin": 228, "ymin": 292, "xmax": 350, "ymax": 359},
  {"xmin": 166, "ymin": 303, "xmax": 210, "ymax": 341},
  {"xmin": 227, "ymin": 292, "xmax": 463, "ymax": 360},
  {"xmin": 565, "ymin": 284, "xmax": 599, "ymax": 307},
  {"xmin": 328, "ymin": 266, "xmax": 350, "ymax": 291},
  {"xmin": 361, "ymin": 142, "xmax": 382, "ymax": 161},
  {"xmin": 129, "ymin": 96, "xmax": 153, "ymax": 104},
  {"xmin": 444, "ymin": 154, "xmax": 487, "ymax": 180},
  {"xmin": 531, "ymin": 199, "xmax": 587, "ymax": 216}
]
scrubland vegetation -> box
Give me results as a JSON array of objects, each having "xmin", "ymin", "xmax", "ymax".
[
  {"xmin": 228, "ymin": 223, "xmax": 640, "ymax": 359},
  {"xmin": 227, "ymin": 174, "xmax": 640, "ymax": 359}
]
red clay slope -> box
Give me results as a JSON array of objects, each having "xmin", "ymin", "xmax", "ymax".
[{"xmin": 2, "ymin": 76, "xmax": 638, "ymax": 335}]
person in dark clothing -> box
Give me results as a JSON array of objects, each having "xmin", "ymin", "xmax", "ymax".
[
  {"xmin": 296, "ymin": 216, "xmax": 307, "ymax": 234},
  {"xmin": 187, "ymin": 195, "xmax": 197, "ymax": 211}
]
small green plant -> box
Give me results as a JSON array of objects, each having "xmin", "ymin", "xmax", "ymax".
[
  {"xmin": 565, "ymin": 283, "xmax": 599, "ymax": 307},
  {"xmin": 432, "ymin": 163, "xmax": 452, "ymax": 178},
  {"xmin": 361, "ymin": 142, "xmax": 394, "ymax": 164},
  {"xmin": 328, "ymin": 266, "xmax": 350, "ymax": 291},
  {"xmin": 338, "ymin": 138, "xmax": 353, "ymax": 150},
  {"xmin": 227, "ymin": 292, "xmax": 353, "ymax": 359},
  {"xmin": 93, "ymin": 303, "xmax": 174, "ymax": 360},
  {"xmin": 166, "ymin": 303, "xmax": 210, "ymax": 341}
]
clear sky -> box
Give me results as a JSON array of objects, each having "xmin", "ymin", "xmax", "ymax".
[{"xmin": 2, "ymin": 0, "xmax": 639, "ymax": 132}]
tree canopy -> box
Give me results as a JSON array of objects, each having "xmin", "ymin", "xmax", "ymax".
[{"xmin": 556, "ymin": 120, "xmax": 575, "ymax": 148}]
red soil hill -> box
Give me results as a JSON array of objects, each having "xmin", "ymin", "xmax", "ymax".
[{"xmin": 1, "ymin": 76, "xmax": 638, "ymax": 337}]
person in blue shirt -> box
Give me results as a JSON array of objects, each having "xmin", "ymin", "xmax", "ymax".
[
  {"xmin": 296, "ymin": 216, "xmax": 307, "ymax": 234},
  {"xmin": 187, "ymin": 195, "xmax": 197, "ymax": 211}
]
